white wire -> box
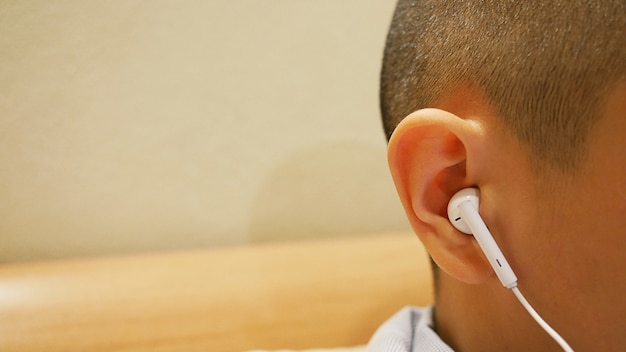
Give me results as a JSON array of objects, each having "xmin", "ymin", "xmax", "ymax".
[{"xmin": 510, "ymin": 286, "xmax": 574, "ymax": 352}]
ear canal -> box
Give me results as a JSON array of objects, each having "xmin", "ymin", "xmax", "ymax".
[{"xmin": 447, "ymin": 188, "xmax": 480, "ymax": 234}]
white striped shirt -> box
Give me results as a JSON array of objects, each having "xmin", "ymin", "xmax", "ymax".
[{"xmin": 366, "ymin": 306, "xmax": 454, "ymax": 352}]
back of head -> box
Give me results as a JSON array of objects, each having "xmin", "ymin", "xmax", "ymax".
[{"xmin": 381, "ymin": 0, "xmax": 626, "ymax": 171}]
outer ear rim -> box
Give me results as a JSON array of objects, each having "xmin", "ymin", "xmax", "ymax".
[{"xmin": 387, "ymin": 108, "xmax": 494, "ymax": 285}]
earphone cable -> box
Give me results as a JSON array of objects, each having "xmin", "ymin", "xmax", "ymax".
[{"xmin": 510, "ymin": 286, "xmax": 574, "ymax": 352}]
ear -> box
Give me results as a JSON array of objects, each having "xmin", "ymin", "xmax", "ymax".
[{"xmin": 388, "ymin": 108, "xmax": 493, "ymax": 284}]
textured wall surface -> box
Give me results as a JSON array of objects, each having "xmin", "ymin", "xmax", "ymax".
[{"xmin": 0, "ymin": 1, "xmax": 409, "ymax": 262}]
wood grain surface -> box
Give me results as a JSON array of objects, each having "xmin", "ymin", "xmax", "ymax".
[{"xmin": 0, "ymin": 233, "xmax": 433, "ymax": 352}]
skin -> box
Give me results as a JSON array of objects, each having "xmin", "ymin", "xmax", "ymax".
[{"xmin": 387, "ymin": 83, "xmax": 626, "ymax": 351}]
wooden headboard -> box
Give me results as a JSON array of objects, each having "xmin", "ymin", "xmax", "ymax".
[{"xmin": 0, "ymin": 233, "xmax": 433, "ymax": 352}]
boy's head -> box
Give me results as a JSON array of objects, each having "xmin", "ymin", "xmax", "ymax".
[
  {"xmin": 382, "ymin": 0, "xmax": 625, "ymax": 171},
  {"xmin": 383, "ymin": 1, "xmax": 625, "ymax": 351}
]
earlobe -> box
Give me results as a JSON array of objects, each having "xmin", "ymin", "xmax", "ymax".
[{"xmin": 387, "ymin": 108, "xmax": 493, "ymax": 285}]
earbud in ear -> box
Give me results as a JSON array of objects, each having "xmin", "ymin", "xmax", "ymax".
[
  {"xmin": 447, "ymin": 188, "xmax": 480, "ymax": 234},
  {"xmin": 448, "ymin": 188, "xmax": 574, "ymax": 351},
  {"xmin": 447, "ymin": 188, "xmax": 518, "ymax": 289}
]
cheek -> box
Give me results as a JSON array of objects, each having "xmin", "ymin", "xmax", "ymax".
[
  {"xmin": 576, "ymin": 146, "xmax": 626, "ymax": 280},
  {"xmin": 534, "ymin": 178, "xmax": 626, "ymax": 303},
  {"xmin": 581, "ymin": 183, "xmax": 626, "ymax": 273},
  {"xmin": 485, "ymin": 183, "xmax": 590, "ymax": 292}
]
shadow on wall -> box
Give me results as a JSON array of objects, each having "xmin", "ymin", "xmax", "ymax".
[{"xmin": 248, "ymin": 141, "xmax": 411, "ymax": 243}]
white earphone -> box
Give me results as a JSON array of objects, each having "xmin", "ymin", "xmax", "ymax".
[
  {"xmin": 447, "ymin": 188, "xmax": 574, "ymax": 352},
  {"xmin": 447, "ymin": 188, "xmax": 517, "ymax": 289}
]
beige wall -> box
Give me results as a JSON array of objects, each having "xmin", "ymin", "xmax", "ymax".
[{"xmin": 0, "ymin": 1, "xmax": 409, "ymax": 262}]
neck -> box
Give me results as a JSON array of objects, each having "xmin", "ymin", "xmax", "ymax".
[{"xmin": 433, "ymin": 272, "xmax": 560, "ymax": 352}]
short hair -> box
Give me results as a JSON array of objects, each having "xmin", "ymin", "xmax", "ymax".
[{"xmin": 381, "ymin": 0, "xmax": 625, "ymax": 172}]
